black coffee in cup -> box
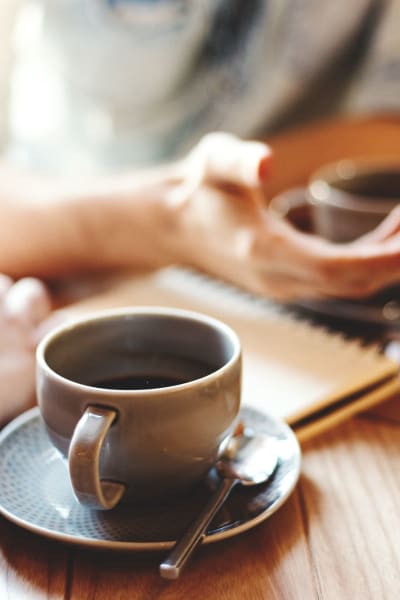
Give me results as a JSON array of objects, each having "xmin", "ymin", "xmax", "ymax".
[
  {"xmin": 92, "ymin": 355, "xmax": 213, "ymax": 390},
  {"xmin": 332, "ymin": 169, "xmax": 400, "ymax": 200},
  {"xmin": 93, "ymin": 374, "xmax": 187, "ymax": 389}
]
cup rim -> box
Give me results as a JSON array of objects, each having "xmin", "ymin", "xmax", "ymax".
[
  {"xmin": 36, "ymin": 306, "xmax": 241, "ymax": 396},
  {"xmin": 309, "ymin": 155, "xmax": 400, "ymax": 215}
]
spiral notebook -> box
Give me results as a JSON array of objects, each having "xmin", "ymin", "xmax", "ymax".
[{"xmin": 67, "ymin": 268, "xmax": 400, "ymax": 442}]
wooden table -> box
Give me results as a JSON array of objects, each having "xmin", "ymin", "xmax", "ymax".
[
  {"xmin": 1, "ymin": 412, "xmax": 400, "ymax": 599},
  {"xmin": 1, "ymin": 115, "xmax": 400, "ymax": 598}
]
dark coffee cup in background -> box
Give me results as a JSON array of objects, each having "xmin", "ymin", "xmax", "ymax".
[
  {"xmin": 270, "ymin": 157, "xmax": 400, "ymax": 242},
  {"xmin": 269, "ymin": 157, "xmax": 400, "ymax": 329}
]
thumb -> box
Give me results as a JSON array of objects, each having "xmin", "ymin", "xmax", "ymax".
[
  {"xmin": 352, "ymin": 205, "xmax": 400, "ymax": 245},
  {"xmin": 187, "ymin": 132, "xmax": 273, "ymax": 188}
]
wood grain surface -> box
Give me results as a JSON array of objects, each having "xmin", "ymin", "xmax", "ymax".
[
  {"xmin": 1, "ymin": 415, "xmax": 400, "ymax": 599},
  {"xmin": 1, "ymin": 115, "xmax": 400, "ymax": 599}
]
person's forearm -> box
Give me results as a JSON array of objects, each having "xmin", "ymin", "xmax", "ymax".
[{"xmin": 0, "ymin": 164, "xmax": 179, "ymax": 278}]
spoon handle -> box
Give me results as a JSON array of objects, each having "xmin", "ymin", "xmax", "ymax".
[{"xmin": 159, "ymin": 477, "xmax": 235, "ymax": 579}]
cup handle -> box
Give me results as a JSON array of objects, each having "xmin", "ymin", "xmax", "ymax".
[
  {"xmin": 269, "ymin": 187, "xmax": 315, "ymax": 233},
  {"xmin": 68, "ymin": 405, "xmax": 125, "ymax": 510},
  {"xmin": 269, "ymin": 187, "xmax": 308, "ymax": 218}
]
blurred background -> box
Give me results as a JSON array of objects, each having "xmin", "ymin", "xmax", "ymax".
[{"xmin": 1, "ymin": 0, "xmax": 398, "ymax": 177}]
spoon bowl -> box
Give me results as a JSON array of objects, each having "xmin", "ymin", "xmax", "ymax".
[
  {"xmin": 159, "ymin": 427, "xmax": 278, "ymax": 579},
  {"xmin": 217, "ymin": 428, "xmax": 278, "ymax": 484}
]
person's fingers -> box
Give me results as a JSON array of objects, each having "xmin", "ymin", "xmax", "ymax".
[
  {"xmin": 352, "ymin": 206, "xmax": 400, "ymax": 244},
  {"xmin": 0, "ymin": 274, "xmax": 13, "ymax": 300},
  {"xmin": 32, "ymin": 310, "xmax": 70, "ymax": 346},
  {"xmin": 3, "ymin": 278, "xmax": 52, "ymax": 328},
  {"xmin": 168, "ymin": 134, "xmax": 272, "ymax": 210},
  {"xmin": 188, "ymin": 132, "xmax": 273, "ymax": 188},
  {"xmin": 254, "ymin": 274, "xmax": 327, "ymax": 301},
  {"xmin": 380, "ymin": 229, "xmax": 400, "ymax": 248},
  {"xmin": 246, "ymin": 212, "xmax": 400, "ymax": 299}
]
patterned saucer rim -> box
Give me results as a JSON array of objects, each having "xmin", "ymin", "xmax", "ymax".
[{"xmin": 0, "ymin": 407, "xmax": 301, "ymax": 551}]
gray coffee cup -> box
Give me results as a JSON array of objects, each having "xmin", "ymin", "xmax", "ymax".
[
  {"xmin": 36, "ymin": 307, "xmax": 241, "ymax": 510},
  {"xmin": 270, "ymin": 157, "xmax": 400, "ymax": 242}
]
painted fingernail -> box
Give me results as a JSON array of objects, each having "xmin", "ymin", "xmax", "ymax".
[{"xmin": 258, "ymin": 153, "xmax": 273, "ymax": 181}]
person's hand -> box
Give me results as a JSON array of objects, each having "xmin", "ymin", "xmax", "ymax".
[
  {"xmin": 169, "ymin": 133, "xmax": 400, "ymax": 300},
  {"xmin": 0, "ymin": 276, "xmax": 52, "ymax": 424}
]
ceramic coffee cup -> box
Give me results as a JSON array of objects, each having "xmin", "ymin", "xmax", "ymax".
[
  {"xmin": 270, "ymin": 157, "xmax": 400, "ymax": 242},
  {"xmin": 36, "ymin": 307, "xmax": 241, "ymax": 510}
]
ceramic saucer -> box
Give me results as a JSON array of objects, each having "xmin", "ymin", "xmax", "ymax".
[{"xmin": 0, "ymin": 406, "xmax": 300, "ymax": 550}]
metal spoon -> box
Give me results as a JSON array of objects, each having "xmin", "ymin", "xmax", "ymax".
[{"xmin": 159, "ymin": 428, "xmax": 278, "ymax": 579}]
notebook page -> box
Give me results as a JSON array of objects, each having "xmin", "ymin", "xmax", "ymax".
[{"xmin": 70, "ymin": 268, "xmax": 399, "ymax": 424}]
